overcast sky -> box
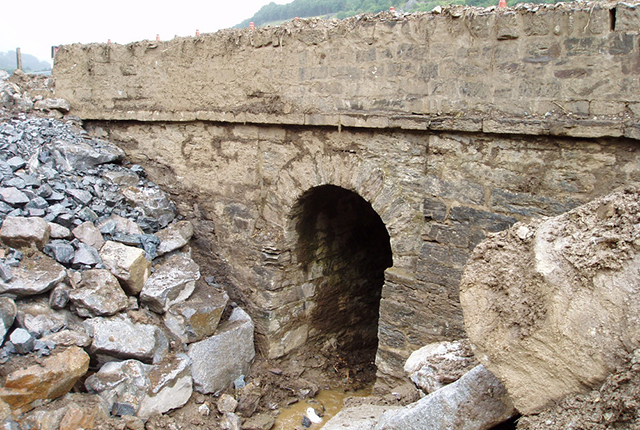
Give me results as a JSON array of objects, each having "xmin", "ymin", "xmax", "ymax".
[{"xmin": 1, "ymin": 0, "xmax": 290, "ymax": 64}]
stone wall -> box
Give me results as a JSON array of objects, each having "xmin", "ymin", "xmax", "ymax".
[
  {"xmin": 85, "ymin": 120, "xmax": 640, "ymax": 385},
  {"xmin": 54, "ymin": 3, "xmax": 640, "ymax": 140}
]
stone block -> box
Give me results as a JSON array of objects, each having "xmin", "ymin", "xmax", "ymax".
[
  {"xmin": 424, "ymin": 176, "xmax": 484, "ymax": 206},
  {"xmin": 188, "ymin": 307, "xmax": 255, "ymax": 394},
  {"xmin": 0, "ymin": 216, "xmax": 50, "ymax": 250},
  {"xmin": 482, "ymin": 118, "xmax": 548, "ymax": 135},
  {"xmin": 374, "ymin": 365, "xmax": 515, "ymax": 430},
  {"xmin": 0, "ymin": 252, "xmax": 66, "ymax": 296},
  {"xmin": 489, "ymin": 188, "xmax": 575, "ymax": 218},
  {"xmin": 564, "ymin": 100, "xmax": 590, "ymax": 116},
  {"xmin": 69, "ymin": 269, "xmax": 129, "ymax": 317},
  {"xmin": 614, "ymin": 3, "xmax": 640, "ymax": 32},
  {"xmin": 422, "ymin": 198, "xmax": 447, "ymax": 222},
  {"xmin": 0, "ymin": 346, "xmax": 90, "ymax": 415},
  {"xmin": 140, "ymin": 255, "xmax": 199, "ymax": 314},
  {"xmin": 85, "ymin": 315, "xmax": 168, "ymax": 364},
  {"xmin": 448, "ymin": 205, "xmax": 517, "ymax": 232},
  {"xmin": 100, "ymin": 241, "xmax": 151, "ymax": 295},
  {"xmin": 495, "ymin": 13, "xmax": 519, "ymax": 40},
  {"xmin": 164, "ymin": 287, "xmax": 229, "ymax": 344},
  {"xmin": 590, "ymin": 100, "xmax": 626, "ymax": 116}
]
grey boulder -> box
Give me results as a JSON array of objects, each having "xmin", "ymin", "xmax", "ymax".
[
  {"xmin": 0, "ymin": 252, "xmax": 66, "ymax": 296},
  {"xmin": 188, "ymin": 307, "xmax": 255, "ymax": 394},
  {"xmin": 69, "ymin": 269, "xmax": 129, "ymax": 317},
  {"xmin": 85, "ymin": 314, "xmax": 168, "ymax": 364},
  {"xmin": 0, "ymin": 216, "xmax": 50, "ymax": 250},
  {"xmin": 374, "ymin": 365, "xmax": 515, "ymax": 430},
  {"xmin": 140, "ymin": 255, "xmax": 200, "ymax": 314}
]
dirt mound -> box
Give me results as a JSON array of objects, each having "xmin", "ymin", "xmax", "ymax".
[{"xmin": 517, "ymin": 349, "xmax": 640, "ymax": 429}]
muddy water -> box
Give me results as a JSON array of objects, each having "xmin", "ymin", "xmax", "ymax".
[{"xmin": 274, "ymin": 388, "xmax": 372, "ymax": 430}]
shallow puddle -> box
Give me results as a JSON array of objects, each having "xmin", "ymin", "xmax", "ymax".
[{"xmin": 274, "ymin": 387, "xmax": 372, "ymax": 430}]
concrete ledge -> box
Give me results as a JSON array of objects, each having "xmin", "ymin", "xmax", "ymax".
[{"xmin": 78, "ymin": 109, "xmax": 638, "ymax": 140}]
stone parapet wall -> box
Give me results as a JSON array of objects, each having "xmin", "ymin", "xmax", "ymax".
[{"xmin": 54, "ymin": 2, "xmax": 640, "ymax": 140}]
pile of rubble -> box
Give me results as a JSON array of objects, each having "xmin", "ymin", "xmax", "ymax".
[{"xmin": 0, "ymin": 73, "xmax": 256, "ymax": 429}]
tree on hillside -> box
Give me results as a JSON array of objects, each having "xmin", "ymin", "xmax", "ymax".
[{"xmin": 0, "ymin": 51, "xmax": 51, "ymax": 73}]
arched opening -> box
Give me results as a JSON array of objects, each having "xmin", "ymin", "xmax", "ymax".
[{"xmin": 292, "ymin": 185, "xmax": 393, "ymax": 377}]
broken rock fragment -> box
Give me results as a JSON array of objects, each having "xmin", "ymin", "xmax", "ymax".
[
  {"xmin": 85, "ymin": 314, "xmax": 168, "ymax": 364},
  {"xmin": 164, "ymin": 287, "xmax": 228, "ymax": 343},
  {"xmin": 0, "ymin": 297, "xmax": 17, "ymax": 344},
  {"xmin": 140, "ymin": 255, "xmax": 200, "ymax": 314},
  {"xmin": 0, "ymin": 252, "xmax": 66, "ymax": 296},
  {"xmin": 0, "ymin": 216, "xmax": 50, "ymax": 250},
  {"xmin": 155, "ymin": 220, "xmax": 194, "ymax": 256},
  {"xmin": 72, "ymin": 221, "xmax": 105, "ymax": 250},
  {"xmin": 85, "ymin": 354, "xmax": 192, "ymax": 419},
  {"xmin": 100, "ymin": 240, "xmax": 150, "ymax": 295},
  {"xmin": 69, "ymin": 269, "xmax": 129, "ymax": 317},
  {"xmin": 404, "ymin": 339, "xmax": 478, "ymax": 395},
  {"xmin": 188, "ymin": 307, "xmax": 255, "ymax": 394},
  {"xmin": 0, "ymin": 346, "xmax": 90, "ymax": 415}
]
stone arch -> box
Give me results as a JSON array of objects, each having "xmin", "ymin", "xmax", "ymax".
[
  {"xmin": 288, "ymin": 184, "xmax": 393, "ymax": 365},
  {"xmin": 262, "ymin": 151, "xmax": 423, "ymax": 361}
]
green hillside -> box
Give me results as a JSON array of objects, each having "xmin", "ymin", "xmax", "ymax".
[{"xmin": 236, "ymin": 0, "xmax": 561, "ymax": 28}]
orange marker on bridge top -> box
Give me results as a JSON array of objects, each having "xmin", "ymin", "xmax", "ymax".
[{"xmin": 499, "ymin": 0, "xmax": 507, "ymax": 7}]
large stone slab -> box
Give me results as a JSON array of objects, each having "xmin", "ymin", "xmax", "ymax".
[
  {"xmin": 0, "ymin": 216, "xmax": 50, "ymax": 250},
  {"xmin": 85, "ymin": 354, "xmax": 192, "ymax": 419},
  {"xmin": 69, "ymin": 269, "xmax": 129, "ymax": 317},
  {"xmin": 188, "ymin": 307, "xmax": 255, "ymax": 394},
  {"xmin": 0, "ymin": 252, "xmax": 66, "ymax": 296},
  {"xmin": 404, "ymin": 340, "xmax": 478, "ymax": 395},
  {"xmin": 139, "ymin": 255, "xmax": 200, "ymax": 314},
  {"xmin": 323, "ymin": 405, "xmax": 402, "ymax": 430},
  {"xmin": 460, "ymin": 185, "xmax": 640, "ymax": 415},
  {"xmin": 155, "ymin": 221, "xmax": 194, "ymax": 256},
  {"xmin": 85, "ymin": 315, "xmax": 168, "ymax": 364},
  {"xmin": 374, "ymin": 365, "xmax": 515, "ymax": 430},
  {"xmin": 164, "ymin": 287, "xmax": 228, "ymax": 344},
  {"xmin": 100, "ymin": 240, "xmax": 150, "ymax": 295},
  {"xmin": 0, "ymin": 346, "xmax": 90, "ymax": 415}
]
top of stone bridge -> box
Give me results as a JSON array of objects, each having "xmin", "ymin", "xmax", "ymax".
[{"xmin": 53, "ymin": 1, "xmax": 640, "ymax": 140}]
